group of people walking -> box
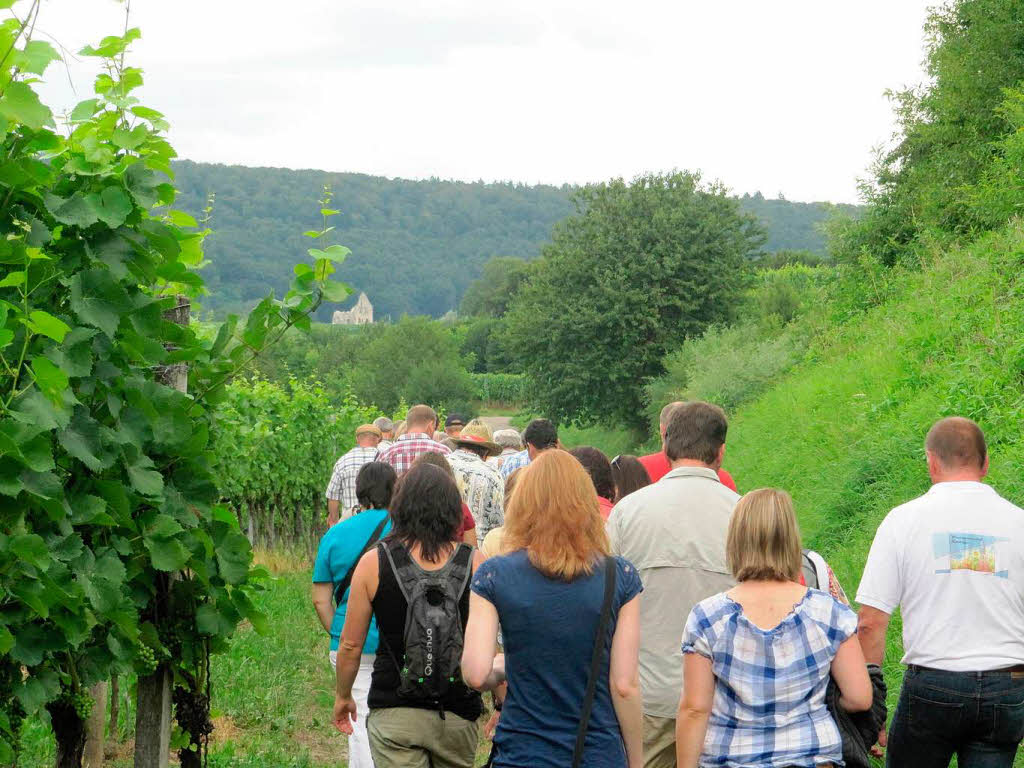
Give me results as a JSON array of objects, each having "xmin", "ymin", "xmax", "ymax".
[{"xmin": 313, "ymin": 400, "xmax": 1024, "ymax": 768}]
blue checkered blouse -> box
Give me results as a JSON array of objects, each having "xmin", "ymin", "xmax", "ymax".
[{"xmin": 681, "ymin": 589, "xmax": 857, "ymax": 767}]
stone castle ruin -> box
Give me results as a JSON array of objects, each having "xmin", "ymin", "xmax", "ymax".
[{"xmin": 332, "ymin": 292, "xmax": 374, "ymax": 325}]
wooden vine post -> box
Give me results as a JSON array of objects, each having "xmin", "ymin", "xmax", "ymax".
[
  {"xmin": 134, "ymin": 296, "xmax": 190, "ymax": 768},
  {"xmin": 82, "ymin": 681, "xmax": 108, "ymax": 767}
]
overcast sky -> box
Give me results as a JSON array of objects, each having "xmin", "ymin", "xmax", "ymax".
[{"xmin": 32, "ymin": 0, "xmax": 932, "ymax": 204}]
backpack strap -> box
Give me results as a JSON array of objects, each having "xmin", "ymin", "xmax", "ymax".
[
  {"xmin": 572, "ymin": 556, "xmax": 617, "ymax": 768},
  {"xmin": 381, "ymin": 537, "xmax": 415, "ymax": 603},
  {"xmin": 334, "ymin": 516, "xmax": 389, "ymax": 606},
  {"xmin": 448, "ymin": 543, "xmax": 474, "ymax": 597},
  {"xmin": 804, "ymin": 549, "xmax": 830, "ymax": 593},
  {"xmin": 800, "ymin": 549, "xmax": 816, "ymax": 589}
]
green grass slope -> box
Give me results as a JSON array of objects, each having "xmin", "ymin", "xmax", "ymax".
[{"xmin": 721, "ymin": 221, "xmax": 1024, "ymax": 739}]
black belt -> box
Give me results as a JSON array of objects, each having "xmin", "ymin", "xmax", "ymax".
[{"xmin": 908, "ymin": 664, "xmax": 1024, "ymax": 675}]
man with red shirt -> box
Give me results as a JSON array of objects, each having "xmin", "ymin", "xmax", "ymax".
[{"xmin": 639, "ymin": 401, "xmax": 737, "ymax": 491}]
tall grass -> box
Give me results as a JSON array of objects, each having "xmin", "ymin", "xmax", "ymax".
[{"xmin": 720, "ymin": 222, "xmax": 1024, "ymax": 762}]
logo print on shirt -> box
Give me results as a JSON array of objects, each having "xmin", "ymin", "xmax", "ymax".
[{"xmin": 933, "ymin": 532, "xmax": 1009, "ymax": 578}]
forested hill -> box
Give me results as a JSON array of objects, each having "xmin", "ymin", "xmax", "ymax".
[{"xmin": 172, "ymin": 160, "xmax": 856, "ymax": 319}]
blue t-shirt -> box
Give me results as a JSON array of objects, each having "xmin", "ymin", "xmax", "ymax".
[
  {"xmin": 312, "ymin": 509, "xmax": 391, "ymax": 653},
  {"xmin": 472, "ymin": 550, "xmax": 643, "ymax": 768}
]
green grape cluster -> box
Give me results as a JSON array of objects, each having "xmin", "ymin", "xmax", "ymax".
[
  {"xmin": 60, "ymin": 691, "xmax": 93, "ymax": 721},
  {"xmin": 158, "ymin": 621, "xmax": 185, "ymax": 658},
  {"xmin": 135, "ymin": 643, "xmax": 159, "ymax": 676}
]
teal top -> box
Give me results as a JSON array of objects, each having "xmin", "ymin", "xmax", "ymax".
[{"xmin": 312, "ymin": 509, "xmax": 391, "ymax": 652}]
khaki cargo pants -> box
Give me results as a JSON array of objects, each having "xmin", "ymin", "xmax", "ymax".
[
  {"xmin": 643, "ymin": 713, "xmax": 677, "ymax": 768},
  {"xmin": 367, "ymin": 707, "xmax": 479, "ymax": 768}
]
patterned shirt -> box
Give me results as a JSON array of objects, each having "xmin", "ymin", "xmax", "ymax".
[
  {"xmin": 681, "ymin": 589, "xmax": 857, "ymax": 767},
  {"xmin": 498, "ymin": 448, "xmax": 531, "ymax": 478},
  {"xmin": 325, "ymin": 445, "xmax": 380, "ymax": 515},
  {"xmin": 486, "ymin": 448, "xmax": 520, "ymax": 472},
  {"xmin": 375, "ymin": 432, "xmax": 450, "ymax": 476},
  {"xmin": 447, "ymin": 449, "xmax": 505, "ymax": 546}
]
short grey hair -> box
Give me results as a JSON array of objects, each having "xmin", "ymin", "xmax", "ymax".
[
  {"xmin": 660, "ymin": 401, "xmax": 685, "ymax": 427},
  {"xmin": 493, "ymin": 429, "xmax": 523, "ymax": 451},
  {"xmin": 374, "ymin": 416, "xmax": 395, "ymax": 432}
]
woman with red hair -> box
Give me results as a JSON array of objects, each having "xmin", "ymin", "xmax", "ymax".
[{"xmin": 461, "ymin": 450, "xmax": 645, "ymax": 768}]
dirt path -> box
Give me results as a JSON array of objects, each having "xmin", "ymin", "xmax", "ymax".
[{"xmin": 480, "ymin": 415, "xmax": 513, "ymax": 432}]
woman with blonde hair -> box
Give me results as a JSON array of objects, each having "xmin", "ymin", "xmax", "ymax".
[
  {"xmin": 462, "ymin": 450, "xmax": 644, "ymax": 768},
  {"xmin": 676, "ymin": 489, "xmax": 872, "ymax": 768}
]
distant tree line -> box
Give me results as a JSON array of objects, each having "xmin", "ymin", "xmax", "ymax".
[{"xmin": 172, "ymin": 161, "xmax": 856, "ymax": 321}]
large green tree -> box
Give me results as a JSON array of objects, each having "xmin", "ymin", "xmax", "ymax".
[
  {"xmin": 350, "ymin": 316, "xmax": 476, "ymax": 413},
  {"xmin": 459, "ymin": 256, "xmax": 533, "ymax": 318},
  {"xmin": 833, "ymin": 0, "xmax": 1024, "ymax": 264},
  {"xmin": 506, "ymin": 171, "xmax": 764, "ymax": 430}
]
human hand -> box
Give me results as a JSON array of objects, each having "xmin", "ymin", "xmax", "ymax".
[
  {"xmin": 333, "ymin": 695, "xmax": 357, "ymax": 735},
  {"xmin": 484, "ymin": 709, "xmax": 500, "ymax": 739},
  {"xmin": 870, "ymin": 728, "xmax": 887, "ymax": 758}
]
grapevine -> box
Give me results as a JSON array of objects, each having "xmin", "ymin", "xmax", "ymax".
[
  {"xmin": 212, "ymin": 379, "xmax": 378, "ymax": 547},
  {"xmin": 0, "ymin": 1, "xmax": 353, "ymax": 763}
]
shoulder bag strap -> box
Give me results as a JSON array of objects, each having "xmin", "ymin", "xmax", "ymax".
[
  {"xmin": 334, "ymin": 516, "xmax": 390, "ymax": 605},
  {"xmin": 572, "ymin": 555, "xmax": 617, "ymax": 768}
]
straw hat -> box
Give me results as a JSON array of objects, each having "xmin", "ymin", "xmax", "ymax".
[
  {"xmin": 452, "ymin": 422, "xmax": 500, "ymax": 457},
  {"xmin": 355, "ymin": 423, "xmax": 382, "ymax": 438}
]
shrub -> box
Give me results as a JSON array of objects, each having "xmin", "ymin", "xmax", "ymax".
[{"xmin": 472, "ymin": 373, "xmax": 528, "ymax": 404}]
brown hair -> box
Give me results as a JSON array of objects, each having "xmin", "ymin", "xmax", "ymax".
[
  {"xmin": 926, "ymin": 417, "xmax": 987, "ymax": 469},
  {"xmin": 611, "ymin": 455, "xmax": 651, "ymax": 502},
  {"xmin": 406, "ymin": 404, "xmax": 438, "ymax": 431},
  {"xmin": 569, "ymin": 446, "xmax": 615, "ymax": 500},
  {"xmin": 503, "ymin": 450, "xmax": 609, "ymax": 580},
  {"xmin": 726, "ymin": 488, "xmax": 802, "ymax": 582},
  {"xmin": 504, "ymin": 467, "xmax": 523, "ymax": 510},
  {"xmin": 413, "ymin": 450, "xmax": 455, "ymax": 479},
  {"xmin": 665, "ymin": 402, "xmax": 727, "ymax": 465}
]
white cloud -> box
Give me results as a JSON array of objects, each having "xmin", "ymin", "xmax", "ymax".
[{"xmin": 31, "ymin": 0, "xmax": 931, "ymax": 203}]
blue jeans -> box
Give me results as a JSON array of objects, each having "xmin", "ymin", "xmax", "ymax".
[{"xmin": 887, "ymin": 665, "xmax": 1024, "ymax": 768}]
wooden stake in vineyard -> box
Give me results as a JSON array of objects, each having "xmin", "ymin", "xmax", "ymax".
[{"xmin": 134, "ymin": 296, "xmax": 190, "ymax": 768}]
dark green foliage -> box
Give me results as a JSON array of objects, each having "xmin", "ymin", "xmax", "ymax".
[
  {"xmin": 506, "ymin": 171, "xmax": 765, "ymax": 430},
  {"xmin": 458, "ymin": 256, "xmax": 533, "ymax": 317},
  {"xmin": 737, "ymin": 193, "xmax": 858, "ymax": 254},
  {"xmin": 349, "ymin": 316, "xmax": 477, "ymax": 414},
  {"xmin": 833, "ymin": 0, "xmax": 1024, "ymax": 264},
  {"xmin": 173, "ymin": 162, "xmax": 574, "ymax": 321},
  {"xmin": 456, "ymin": 316, "xmax": 518, "ymax": 373},
  {"xmin": 173, "ymin": 162, "xmax": 853, "ymax": 322}
]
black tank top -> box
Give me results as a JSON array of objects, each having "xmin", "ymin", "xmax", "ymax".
[{"xmin": 368, "ymin": 540, "xmax": 483, "ymax": 722}]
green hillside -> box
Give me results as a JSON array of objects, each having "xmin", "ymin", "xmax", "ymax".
[
  {"xmin": 171, "ymin": 161, "xmax": 855, "ymax": 320},
  {"xmin": 715, "ymin": 222, "xmax": 1024, "ymax": 723}
]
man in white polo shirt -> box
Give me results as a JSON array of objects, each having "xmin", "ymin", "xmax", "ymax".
[{"xmin": 857, "ymin": 417, "xmax": 1024, "ymax": 767}]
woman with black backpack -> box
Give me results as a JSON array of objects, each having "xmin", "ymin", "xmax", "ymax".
[
  {"xmin": 461, "ymin": 449, "xmax": 645, "ymax": 768},
  {"xmin": 333, "ymin": 462, "xmax": 485, "ymax": 768}
]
